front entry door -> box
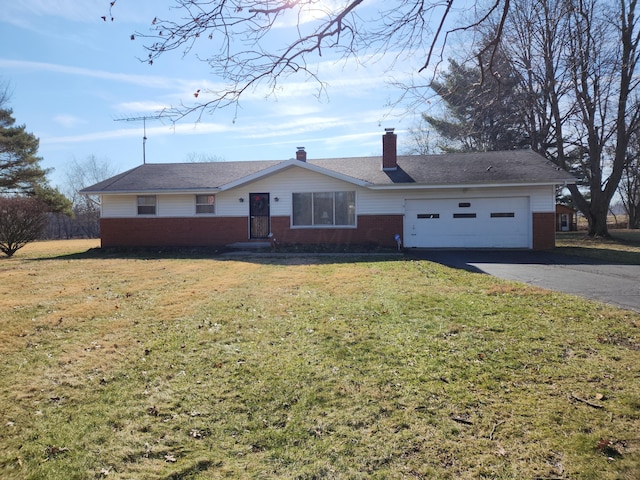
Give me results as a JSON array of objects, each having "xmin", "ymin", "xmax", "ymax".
[{"xmin": 249, "ymin": 193, "xmax": 270, "ymax": 239}]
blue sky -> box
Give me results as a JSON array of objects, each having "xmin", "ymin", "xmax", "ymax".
[{"xmin": 0, "ymin": 1, "xmax": 441, "ymax": 190}]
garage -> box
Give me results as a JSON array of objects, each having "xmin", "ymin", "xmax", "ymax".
[{"xmin": 404, "ymin": 197, "xmax": 531, "ymax": 248}]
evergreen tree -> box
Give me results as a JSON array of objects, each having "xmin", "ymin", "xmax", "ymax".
[
  {"xmin": 0, "ymin": 105, "xmax": 71, "ymax": 214},
  {"xmin": 0, "ymin": 107, "xmax": 48, "ymax": 194},
  {"xmin": 422, "ymin": 45, "xmax": 528, "ymax": 153}
]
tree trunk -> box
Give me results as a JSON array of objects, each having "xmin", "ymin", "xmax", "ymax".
[
  {"xmin": 629, "ymin": 203, "xmax": 640, "ymax": 229},
  {"xmin": 586, "ymin": 199, "xmax": 611, "ymax": 237},
  {"xmin": 567, "ymin": 183, "xmax": 611, "ymax": 237}
]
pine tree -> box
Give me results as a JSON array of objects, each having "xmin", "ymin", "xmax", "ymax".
[
  {"xmin": 0, "ymin": 108, "xmax": 48, "ymax": 193},
  {"xmin": 0, "ymin": 106, "xmax": 70, "ymax": 214},
  {"xmin": 422, "ymin": 43, "xmax": 529, "ymax": 153}
]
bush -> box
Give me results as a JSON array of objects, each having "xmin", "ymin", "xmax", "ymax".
[{"xmin": 0, "ymin": 196, "xmax": 48, "ymax": 257}]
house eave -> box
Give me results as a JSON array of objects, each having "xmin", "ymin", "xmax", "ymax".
[{"xmin": 81, "ymin": 188, "xmax": 222, "ymax": 196}]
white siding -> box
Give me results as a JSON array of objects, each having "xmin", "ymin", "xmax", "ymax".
[
  {"xmin": 102, "ymin": 194, "xmax": 209, "ymax": 217},
  {"xmin": 102, "ymin": 195, "xmax": 137, "ymax": 217},
  {"xmin": 158, "ymin": 195, "xmax": 194, "ymax": 216},
  {"xmin": 220, "ymin": 167, "xmax": 363, "ymax": 217},
  {"xmin": 100, "ymin": 165, "xmax": 557, "ymax": 219},
  {"xmin": 359, "ymin": 185, "xmax": 556, "ymax": 215},
  {"xmin": 529, "ymin": 185, "xmax": 556, "ymax": 212}
]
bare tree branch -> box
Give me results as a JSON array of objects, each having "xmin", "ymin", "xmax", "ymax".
[{"xmin": 110, "ymin": 1, "xmax": 512, "ymax": 120}]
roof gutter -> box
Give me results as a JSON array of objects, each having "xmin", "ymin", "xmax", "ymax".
[
  {"xmin": 81, "ymin": 188, "xmax": 222, "ymax": 196},
  {"xmin": 366, "ymin": 180, "xmax": 575, "ymax": 190}
]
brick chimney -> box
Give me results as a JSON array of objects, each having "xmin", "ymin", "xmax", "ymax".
[
  {"xmin": 382, "ymin": 128, "xmax": 397, "ymax": 171},
  {"xmin": 296, "ymin": 146, "xmax": 307, "ymax": 162}
]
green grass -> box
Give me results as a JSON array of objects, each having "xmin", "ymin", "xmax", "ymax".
[
  {"xmin": 1, "ymin": 240, "xmax": 639, "ymax": 479},
  {"xmin": 556, "ymin": 230, "xmax": 640, "ymax": 264}
]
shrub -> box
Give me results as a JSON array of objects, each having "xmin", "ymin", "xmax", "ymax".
[{"xmin": 0, "ymin": 196, "xmax": 48, "ymax": 257}]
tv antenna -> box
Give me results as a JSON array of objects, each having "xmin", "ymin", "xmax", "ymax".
[{"xmin": 114, "ymin": 114, "xmax": 167, "ymax": 164}]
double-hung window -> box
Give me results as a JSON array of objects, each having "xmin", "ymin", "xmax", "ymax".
[
  {"xmin": 195, "ymin": 195, "xmax": 215, "ymax": 214},
  {"xmin": 137, "ymin": 195, "xmax": 156, "ymax": 215},
  {"xmin": 292, "ymin": 191, "xmax": 356, "ymax": 226}
]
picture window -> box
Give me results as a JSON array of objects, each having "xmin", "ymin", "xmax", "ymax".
[{"xmin": 292, "ymin": 191, "xmax": 356, "ymax": 226}]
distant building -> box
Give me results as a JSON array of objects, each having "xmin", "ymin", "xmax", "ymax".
[{"xmin": 556, "ymin": 204, "xmax": 577, "ymax": 232}]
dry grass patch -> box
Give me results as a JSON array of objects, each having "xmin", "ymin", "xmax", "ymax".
[
  {"xmin": 556, "ymin": 230, "xmax": 640, "ymax": 264},
  {"xmin": 1, "ymin": 240, "xmax": 639, "ymax": 479}
]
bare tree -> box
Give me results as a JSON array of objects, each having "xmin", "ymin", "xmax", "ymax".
[
  {"xmin": 500, "ymin": 0, "xmax": 640, "ymax": 237},
  {"xmin": 108, "ymin": 0, "xmax": 511, "ymax": 120},
  {"xmin": 406, "ymin": 118, "xmax": 437, "ymax": 155},
  {"xmin": 63, "ymin": 155, "xmax": 119, "ymax": 238},
  {"xmin": 619, "ymin": 129, "xmax": 640, "ymax": 228},
  {"xmin": 184, "ymin": 152, "xmax": 225, "ymax": 163},
  {"xmin": 0, "ymin": 196, "xmax": 48, "ymax": 257}
]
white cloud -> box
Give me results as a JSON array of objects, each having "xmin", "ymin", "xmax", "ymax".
[
  {"xmin": 43, "ymin": 127, "xmax": 145, "ymax": 144},
  {"xmin": 231, "ymin": 105, "xmax": 394, "ymax": 141},
  {"xmin": 0, "ymin": 59, "xmax": 181, "ymax": 90},
  {"xmin": 275, "ymin": 104, "xmax": 325, "ymax": 117},
  {"xmin": 0, "ymin": 0, "xmax": 172, "ymax": 25},
  {"xmin": 43, "ymin": 121, "xmax": 232, "ymax": 144},
  {"xmin": 113, "ymin": 101, "xmax": 173, "ymax": 114},
  {"xmin": 52, "ymin": 114, "xmax": 85, "ymax": 128},
  {"xmin": 170, "ymin": 122, "xmax": 232, "ymax": 135},
  {"xmin": 0, "ymin": 1, "xmax": 103, "ymax": 24}
]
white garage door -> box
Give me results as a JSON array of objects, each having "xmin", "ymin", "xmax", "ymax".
[{"xmin": 404, "ymin": 197, "xmax": 530, "ymax": 248}]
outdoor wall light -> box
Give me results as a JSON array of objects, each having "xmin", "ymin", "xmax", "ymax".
[
  {"xmin": 274, "ymin": 197, "xmax": 279, "ymax": 202},
  {"xmin": 239, "ymin": 197, "xmax": 244, "ymax": 202}
]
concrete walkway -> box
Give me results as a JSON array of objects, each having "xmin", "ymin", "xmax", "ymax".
[{"xmin": 407, "ymin": 250, "xmax": 640, "ymax": 313}]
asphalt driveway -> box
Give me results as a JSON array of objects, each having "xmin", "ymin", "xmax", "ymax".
[{"xmin": 407, "ymin": 250, "xmax": 640, "ymax": 313}]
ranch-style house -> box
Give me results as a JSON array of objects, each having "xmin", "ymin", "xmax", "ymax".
[{"xmin": 81, "ymin": 129, "xmax": 575, "ymax": 250}]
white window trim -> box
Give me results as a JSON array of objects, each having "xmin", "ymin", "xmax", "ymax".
[
  {"xmin": 291, "ymin": 191, "xmax": 357, "ymax": 229},
  {"xmin": 137, "ymin": 195, "xmax": 157, "ymax": 216},
  {"xmin": 195, "ymin": 194, "xmax": 216, "ymax": 215}
]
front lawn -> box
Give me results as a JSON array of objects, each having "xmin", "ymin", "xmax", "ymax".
[{"xmin": 1, "ymin": 240, "xmax": 638, "ymax": 479}]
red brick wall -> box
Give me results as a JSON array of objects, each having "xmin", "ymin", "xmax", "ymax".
[
  {"xmin": 271, "ymin": 215, "xmax": 403, "ymax": 247},
  {"xmin": 100, "ymin": 215, "xmax": 404, "ymax": 248},
  {"xmin": 100, "ymin": 217, "xmax": 248, "ymax": 247},
  {"xmin": 101, "ymin": 213, "xmax": 548, "ymax": 249},
  {"xmin": 532, "ymin": 212, "xmax": 556, "ymax": 250}
]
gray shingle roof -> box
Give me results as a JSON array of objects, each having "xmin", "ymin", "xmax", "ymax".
[
  {"xmin": 81, "ymin": 161, "xmax": 281, "ymax": 193},
  {"xmin": 80, "ymin": 150, "xmax": 574, "ymax": 194}
]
